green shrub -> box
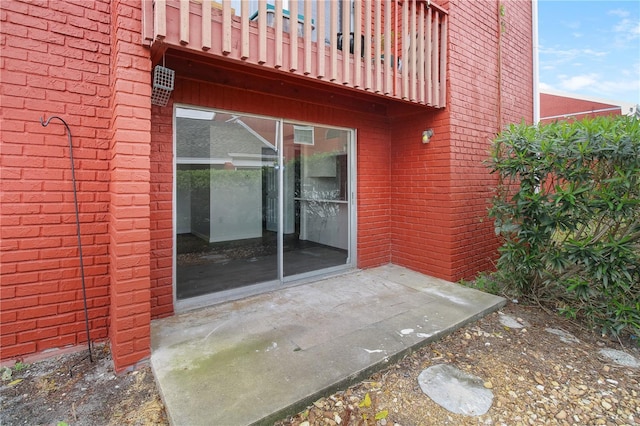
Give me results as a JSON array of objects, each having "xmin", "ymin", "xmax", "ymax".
[{"xmin": 488, "ymin": 116, "xmax": 640, "ymax": 338}]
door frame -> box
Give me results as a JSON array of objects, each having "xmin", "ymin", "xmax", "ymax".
[{"xmin": 172, "ymin": 104, "xmax": 358, "ymax": 312}]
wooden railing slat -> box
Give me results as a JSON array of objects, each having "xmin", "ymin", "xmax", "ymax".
[
  {"xmin": 374, "ymin": 2, "xmax": 382, "ymax": 93},
  {"xmin": 418, "ymin": 5, "xmax": 425, "ymax": 103},
  {"xmin": 410, "ymin": 0, "xmax": 417, "ymax": 102},
  {"xmin": 154, "ymin": 0, "xmax": 166, "ymax": 40},
  {"xmin": 201, "ymin": 0, "xmax": 211, "ymax": 51},
  {"xmin": 241, "ymin": 0, "xmax": 249, "ymax": 59},
  {"xmin": 180, "ymin": 0, "xmax": 189, "ymax": 45},
  {"xmin": 440, "ymin": 14, "xmax": 447, "ymax": 107},
  {"xmin": 316, "ymin": 0, "xmax": 326, "ymax": 79},
  {"xmin": 401, "ymin": 0, "xmax": 408, "ymax": 100},
  {"xmin": 426, "ymin": 7, "xmax": 432, "ymax": 106},
  {"xmin": 222, "ymin": 0, "xmax": 231, "ymax": 54},
  {"xmin": 142, "ymin": 0, "xmax": 154, "ymax": 44},
  {"xmin": 149, "ymin": 0, "xmax": 447, "ymax": 108},
  {"xmin": 432, "ymin": 11, "xmax": 440, "ymax": 107},
  {"xmin": 258, "ymin": 1, "xmax": 267, "ymax": 64},
  {"xmin": 304, "ymin": 0, "xmax": 312, "ymax": 75},
  {"xmin": 341, "ymin": 0, "xmax": 350, "ymax": 85},
  {"xmin": 330, "ymin": 1, "xmax": 338, "ymax": 82},
  {"xmin": 383, "ymin": 0, "xmax": 391, "ymax": 95},
  {"xmin": 364, "ymin": 0, "xmax": 372, "ymax": 91},
  {"xmin": 289, "ymin": 0, "xmax": 298, "ymax": 71},
  {"xmin": 275, "ymin": 0, "xmax": 283, "ymax": 68},
  {"xmin": 353, "ymin": 0, "xmax": 362, "ymax": 88}
]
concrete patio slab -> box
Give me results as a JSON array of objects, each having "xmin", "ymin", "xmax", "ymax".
[{"xmin": 150, "ymin": 264, "xmax": 506, "ymax": 426}]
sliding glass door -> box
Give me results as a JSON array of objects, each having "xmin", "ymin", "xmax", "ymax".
[
  {"xmin": 281, "ymin": 123, "xmax": 350, "ymax": 277},
  {"xmin": 174, "ymin": 107, "xmax": 353, "ymax": 302}
]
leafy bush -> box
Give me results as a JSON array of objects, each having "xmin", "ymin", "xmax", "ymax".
[{"xmin": 487, "ymin": 116, "xmax": 640, "ymax": 338}]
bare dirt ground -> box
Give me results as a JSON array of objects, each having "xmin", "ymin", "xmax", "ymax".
[
  {"xmin": 1, "ymin": 302, "xmax": 638, "ymax": 426},
  {"xmin": 0, "ymin": 345, "xmax": 166, "ymax": 426}
]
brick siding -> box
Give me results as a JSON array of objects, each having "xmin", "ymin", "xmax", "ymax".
[
  {"xmin": 390, "ymin": 0, "xmax": 533, "ymax": 281},
  {"xmin": 1, "ymin": 0, "xmax": 533, "ymax": 370},
  {"xmin": 107, "ymin": 0, "xmax": 152, "ymax": 371},
  {"xmin": 1, "ymin": 0, "xmax": 112, "ymax": 362}
]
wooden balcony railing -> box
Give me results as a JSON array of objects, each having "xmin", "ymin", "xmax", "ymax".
[{"xmin": 142, "ymin": 0, "xmax": 447, "ymax": 108}]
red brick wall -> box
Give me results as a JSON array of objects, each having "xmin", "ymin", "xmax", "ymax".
[
  {"xmin": 498, "ymin": 1, "xmax": 534, "ymax": 126},
  {"xmin": 0, "ymin": 0, "xmax": 152, "ymax": 372},
  {"xmin": 1, "ymin": 0, "xmax": 112, "ymax": 361},
  {"xmin": 107, "ymin": 0, "xmax": 152, "ymax": 371},
  {"xmin": 447, "ymin": 0, "xmax": 533, "ymax": 280},
  {"xmin": 389, "ymin": 0, "xmax": 533, "ymax": 282},
  {"xmin": 150, "ymin": 104, "xmax": 174, "ymax": 319},
  {"xmin": 1, "ymin": 0, "xmax": 533, "ymax": 368},
  {"xmin": 389, "ymin": 109, "xmax": 455, "ymax": 278}
]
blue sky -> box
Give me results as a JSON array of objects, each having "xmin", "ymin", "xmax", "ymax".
[{"xmin": 538, "ymin": 0, "xmax": 640, "ymax": 107}]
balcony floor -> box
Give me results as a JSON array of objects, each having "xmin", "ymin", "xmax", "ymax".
[{"xmin": 150, "ymin": 264, "xmax": 505, "ymax": 425}]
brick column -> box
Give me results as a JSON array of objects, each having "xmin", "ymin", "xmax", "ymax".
[{"xmin": 108, "ymin": 0, "xmax": 152, "ymax": 371}]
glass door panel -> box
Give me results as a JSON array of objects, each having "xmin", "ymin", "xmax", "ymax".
[
  {"xmin": 282, "ymin": 123, "xmax": 351, "ymax": 277},
  {"xmin": 175, "ymin": 108, "xmax": 279, "ymax": 299},
  {"xmin": 175, "ymin": 107, "xmax": 352, "ymax": 302}
]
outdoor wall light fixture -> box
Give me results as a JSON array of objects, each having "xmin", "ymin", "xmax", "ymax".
[{"xmin": 422, "ymin": 129, "xmax": 434, "ymax": 144}]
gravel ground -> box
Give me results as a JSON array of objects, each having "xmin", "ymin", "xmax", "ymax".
[
  {"xmin": 1, "ymin": 302, "xmax": 638, "ymax": 426},
  {"xmin": 276, "ymin": 303, "xmax": 639, "ymax": 426}
]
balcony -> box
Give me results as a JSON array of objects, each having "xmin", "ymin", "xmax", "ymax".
[{"xmin": 142, "ymin": 0, "xmax": 447, "ymax": 108}]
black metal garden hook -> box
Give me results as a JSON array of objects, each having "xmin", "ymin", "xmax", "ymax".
[{"xmin": 40, "ymin": 116, "xmax": 93, "ymax": 363}]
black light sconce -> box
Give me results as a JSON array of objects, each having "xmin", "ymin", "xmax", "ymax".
[{"xmin": 422, "ymin": 129, "xmax": 434, "ymax": 144}]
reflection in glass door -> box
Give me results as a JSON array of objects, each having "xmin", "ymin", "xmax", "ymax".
[
  {"xmin": 175, "ymin": 107, "xmax": 352, "ymax": 301},
  {"xmin": 282, "ymin": 123, "xmax": 350, "ymax": 277},
  {"xmin": 175, "ymin": 108, "xmax": 279, "ymax": 299}
]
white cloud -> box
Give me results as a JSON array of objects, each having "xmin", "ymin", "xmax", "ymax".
[
  {"xmin": 607, "ymin": 7, "xmax": 640, "ymax": 44},
  {"xmin": 539, "ymin": 47, "xmax": 608, "ymax": 61},
  {"xmin": 547, "ymin": 73, "xmax": 640, "ymax": 103},
  {"xmin": 599, "ymin": 79, "xmax": 640, "ymax": 94},
  {"xmin": 613, "ymin": 19, "xmax": 640, "ymax": 40},
  {"xmin": 608, "ymin": 9, "xmax": 630, "ymax": 18},
  {"xmin": 538, "ymin": 82, "xmax": 554, "ymax": 91},
  {"xmin": 558, "ymin": 74, "xmax": 599, "ymax": 91},
  {"xmin": 563, "ymin": 20, "xmax": 581, "ymax": 30}
]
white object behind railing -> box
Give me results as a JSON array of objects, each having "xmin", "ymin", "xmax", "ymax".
[{"xmin": 142, "ymin": 0, "xmax": 447, "ymax": 108}]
